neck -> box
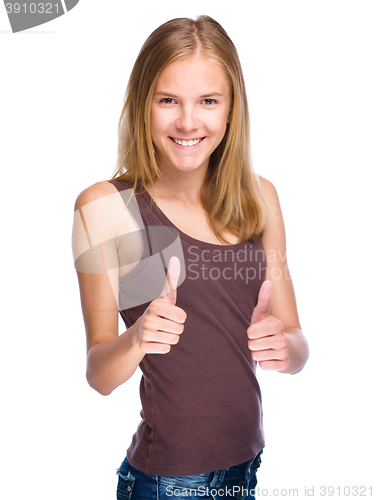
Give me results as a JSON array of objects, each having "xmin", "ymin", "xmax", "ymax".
[{"xmin": 150, "ymin": 166, "xmax": 207, "ymax": 204}]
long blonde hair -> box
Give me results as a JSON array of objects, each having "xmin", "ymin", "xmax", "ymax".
[{"xmin": 111, "ymin": 16, "xmax": 269, "ymax": 243}]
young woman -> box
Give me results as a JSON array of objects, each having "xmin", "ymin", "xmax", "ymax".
[{"xmin": 72, "ymin": 16, "xmax": 309, "ymax": 500}]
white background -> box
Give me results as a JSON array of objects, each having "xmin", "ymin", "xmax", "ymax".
[{"xmin": 1, "ymin": 1, "xmax": 375, "ymax": 498}]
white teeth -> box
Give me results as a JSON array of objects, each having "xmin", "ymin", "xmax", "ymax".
[{"xmin": 173, "ymin": 138, "xmax": 201, "ymax": 146}]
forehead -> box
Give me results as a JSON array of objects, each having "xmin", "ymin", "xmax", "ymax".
[{"xmin": 155, "ymin": 54, "xmax": 231, "ymax": 93}]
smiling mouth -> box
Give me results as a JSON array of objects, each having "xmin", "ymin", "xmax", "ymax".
[{"xmin": 170, "ymin": 137, "xmax": 204, "ymax": 147}]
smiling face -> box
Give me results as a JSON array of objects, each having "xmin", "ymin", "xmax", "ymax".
[{"xmin": 150, "ymin": 53, "xmax": 233, "ymax": 178}]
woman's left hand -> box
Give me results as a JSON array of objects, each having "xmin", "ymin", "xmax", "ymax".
[{"xmin": 247, "ymin": 280, "xmax": 290, "ymax": 372}]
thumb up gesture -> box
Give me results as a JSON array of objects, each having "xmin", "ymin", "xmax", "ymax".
[
  {"xmin": 247, "ymin": 280, "xmax": 289, "ymax": 371},
  {"xmin": 137, "ymin": 257, "xmax": 187, "ymax": 354}
]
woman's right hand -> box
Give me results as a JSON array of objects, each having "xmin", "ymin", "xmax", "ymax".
[{"xmin": 136, "ymin": 256, "xmax": 187, "ymax": 354}]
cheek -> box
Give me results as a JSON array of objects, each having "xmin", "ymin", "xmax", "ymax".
[
  {"xmin": 209, "ymin": 111, "xmax": 230, "ymax": 138},
  {"xmin": 150, "ymin": 109, "xmax": 168, "ymax": 142}
]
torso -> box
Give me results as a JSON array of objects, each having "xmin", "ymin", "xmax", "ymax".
[{"xmin": 108, "ymin": 179, "xmax": 266, "ymax": 475}]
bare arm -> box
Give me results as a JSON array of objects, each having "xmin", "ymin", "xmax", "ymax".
[
  {"xmin": 73, "ymin": 182, "xmax": 146, "ymax": 395},
  {"xmin": 247, "ymin": 177, "xmax": 309, "ymax": 374},
  {"xmin": 73, "ymin": 182, "xmax": 186, "ymax": 395}
]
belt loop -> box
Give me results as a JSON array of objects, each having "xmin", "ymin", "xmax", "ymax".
[
  {"xmin": 209, "ymin": 467, "xmax": 229, "ymax": 488},
  {"xmin": 209, "ymin": 469, "xmax": 220, "ymax": 487}
]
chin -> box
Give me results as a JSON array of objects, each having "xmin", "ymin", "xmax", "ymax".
[
  {"xmin": 175, "ymin": 163, "xmax": 204, "ymax": 173},
  {"xmin": 173, "ymin": 156, "xmax": 208, "ymax": 171}
]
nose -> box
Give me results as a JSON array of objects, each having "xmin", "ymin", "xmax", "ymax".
[{"xmin": 175, "ymin": 105, "xmax": 199, "ymax": 133}]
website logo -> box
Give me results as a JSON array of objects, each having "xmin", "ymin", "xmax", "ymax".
[
  {"xmin": 4, "ymin": 0, "xmax": 79, "ymax": 33},
  {"xmin": 72, "ymin": 188, "xmax": 186, "ymax": 311}
]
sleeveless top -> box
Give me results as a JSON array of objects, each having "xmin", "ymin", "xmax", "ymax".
[{"xmin": 109, "ymin": 179, "xmax": 266, "ymax": 476}]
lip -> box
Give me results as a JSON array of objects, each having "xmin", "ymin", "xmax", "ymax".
[{"xmin": 169, "ymin": 137, "xmax": 205, "ymax": 149}]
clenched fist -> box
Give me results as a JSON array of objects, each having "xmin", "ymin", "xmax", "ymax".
[
  {"xmin": 137, "ymin": 256, "xmax": 187, "ymax": 354},
  {"xmin": 247, "ymin": 280, "xmax": 289, "ymax": 371}
]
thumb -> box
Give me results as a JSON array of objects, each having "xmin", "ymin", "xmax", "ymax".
[
  {"xmin": 160, "ymin": 256, "xmax": 181, "ymax": 305},
  {"xmin": 251, "ymin": 280, "xmax": 273, "ymax": 325}
]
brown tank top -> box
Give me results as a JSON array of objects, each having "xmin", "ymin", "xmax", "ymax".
[{"xmin": 109, "ymin": 180, "xmax": 266, "ymax": 476}]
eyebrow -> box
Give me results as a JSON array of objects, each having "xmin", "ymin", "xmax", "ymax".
[{"xmin": 154, "ymin": 91, "xmax": 224, "ymax": 98}]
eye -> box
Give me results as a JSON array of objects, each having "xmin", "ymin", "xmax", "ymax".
[
  {"xmin": 160, "ymin": 97, "xmax": 175, "ymax": 104},
  {"xmin": 202, "ymin": 98, "xmax": 216, "ymax": 105}
]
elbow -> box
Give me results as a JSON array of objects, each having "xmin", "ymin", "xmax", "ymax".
[
  {"xmin": 86, "ymin": 344, "xmax": 116, "ymax": 396},
  {"xmin": 280, "ymin": 329, "xmax": 310, "ymax": 375},
  {"xmin": 292, "ymin": 339, "xmax": 310, "ymax": 374},
  {"xmin": 86, "ymin": 369, "xmax": 114, "ymax": 396}
]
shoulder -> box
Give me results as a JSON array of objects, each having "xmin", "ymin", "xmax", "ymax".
[
  {"xmin": 258, "ymin": 175, "xmax": 280, "ymax": 205},
  {"xmin": 256, "ymin": 175, "xmax": 285, "ymax": 248},
  {"xmin": 257, "ymin": 174, "xmax": 283, "ymax": 221},
  {"xmin": 74, "ymin": 181, "xmax": 119, "ymax": 211},
  {"xmin": 73, "ymin": 181, "xmax": 137, "ymax": 241}
]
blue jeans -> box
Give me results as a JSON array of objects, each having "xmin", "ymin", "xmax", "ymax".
[{"xmin": 116, "ymin": 451, "xmax": 263, "ymax": 500}]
